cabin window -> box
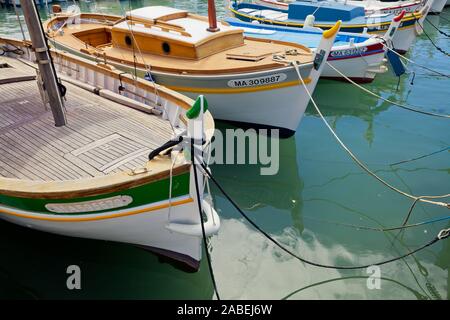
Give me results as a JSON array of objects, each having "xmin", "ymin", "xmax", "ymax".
[
  {"xmin": 162, "ymin": 42, "xmax": 171, "ymax": 54},
  {"xmin": 125, "ymin": 35, "xmax": 133, "ymax": 47}
]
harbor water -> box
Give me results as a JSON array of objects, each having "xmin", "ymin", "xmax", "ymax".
[{"xmin": 0, "ymin": 0, "xmax": 449, "ymax": 299}]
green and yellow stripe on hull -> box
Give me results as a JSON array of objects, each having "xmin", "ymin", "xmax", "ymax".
[
  {"xmin": 0, "ymin": 172, "xmax": 190, "ymax": 215},
  {"xmin": 0, "ymin": 196, "xmax": 193, "ymax": 222}
]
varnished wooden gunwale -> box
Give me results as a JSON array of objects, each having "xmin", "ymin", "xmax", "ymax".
[{"xmin": 44, "ymin": 13, "xmax": 314, "ymax": 75}]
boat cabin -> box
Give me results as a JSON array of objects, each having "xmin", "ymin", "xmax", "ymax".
[
  {"xmin": 45, "ymin": 6, "xmax": 314, "ymax": 75},
  {"xmin": 287, "ymin": 2, "xmax": 366, "ymax": 21},
  {"xmin": 102, "ymin": 6, "xmax": 244, "ymax": 60}
]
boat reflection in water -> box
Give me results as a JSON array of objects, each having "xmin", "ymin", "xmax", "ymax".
[
  {"xmin": 210, "ymin": 123, "xmax": 305, "ymax": 234},
  {"xmin": 0, "ymin": 220, "xmax": 214, "ymax": 299},
  {"xmin": 436, "ymin": 222, "xmax": 450, "ymax": 300},
  {"xmin": 208, "ymin": 118, "xmax": 448, "ymax": 300},
  {"xmin": 307, "ymin": 78, "xmax": 394, "ymax": 146}
]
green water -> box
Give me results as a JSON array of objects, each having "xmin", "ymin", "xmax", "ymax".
[{"xmin": 0, "ymin": 1, "xmax": 449, "ymax": 300}]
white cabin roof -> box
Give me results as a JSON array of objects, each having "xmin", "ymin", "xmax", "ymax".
[
  {"xmin": 116, "ymin": 6, "xmax": 239, "ymax": 45},
  {"xmin": 126, "ymin": 6, "xmax": 188, "ymax": 21}
]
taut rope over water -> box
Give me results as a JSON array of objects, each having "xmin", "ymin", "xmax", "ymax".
[
  {"xmin": 416, "ymin": 22, "xmax": 450, "ymax": 57},
  {"xmin": 325, "ymin": 62, "xmax": 450, "ymax": 119},
  {"xmin": 291, "ymin": 61, "xmax": 449, "ymax": 209},
  {"xmin": 382, "ymin": 44, "xmax": 450, "ymax": 78},
  {"xmin": 425, "ymin": 17, "xmax": 450, "ymax": 38},
  {"xmin": 199, "ymin": 162, "xmax": 450, "ymax": 270}
]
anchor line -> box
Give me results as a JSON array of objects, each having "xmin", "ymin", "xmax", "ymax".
[
  {"xmin": 325, "ymin": 62, "xmax": 450, "ymax": 118},
  {"xmin": 382, "ymin": 43, "xmax": 450, "ymax": 78},
  {"xmin": 438, "ymin": 14, "xmax": 450, "ymax": 23},
  {"xmin": 198, "ymin": 162, "xmax": 450, "ymax": 270},
  {"xmin": 290, "ymin": 60, "xmax": 450, "ymax": 208},
  {"xmin": 425, "ymin": 17, "xmax": 450, "ymax": 38},
  {"xmin": 303, "ymin": 213, "xmax": 450, "ymax": 233},
  {"xmin": 389, "ymin": 146, "xmax": 450, "ymax": 166},
  {"xmin": 416, "ymin": 22, "xmax": 450, "ymax": 57},
  {"xmin": 192, "ymin": 143, "xmax": 221, "ymax": 300}
]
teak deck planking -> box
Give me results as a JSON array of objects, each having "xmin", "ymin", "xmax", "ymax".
[{"xmin": 0, "ymin": 57, "xmax": 173, "ymax": 182}]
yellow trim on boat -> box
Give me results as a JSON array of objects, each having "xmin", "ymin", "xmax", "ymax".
[
  {"xmin": 323, "ymin": 20, "xmax": 341, "ymax": 39},
  {"xmin": 166, "ymin": 78, "xmax": 311, "ymax": 94},
  {"xmin": 230, "ymin": 7, "xmax": 421, "ymax": 29},
  {"xmin": 0, "ymin": 198, "xmax": 194, "ymax": 222}
]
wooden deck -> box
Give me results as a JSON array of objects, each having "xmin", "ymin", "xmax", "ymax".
[{"xmin": 0, "ymin": 57, "xmax": 173, "ymax": 181}]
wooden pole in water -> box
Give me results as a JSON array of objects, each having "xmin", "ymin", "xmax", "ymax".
[
  {"xmin": 207, "ymin": 0, "xmax": 220, "ymax": 32},
  {"xmin": 19, "ymin": 0, "xmax": 66, "ymax": 127}
]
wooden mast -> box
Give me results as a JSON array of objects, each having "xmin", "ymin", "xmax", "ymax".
[
  {"xmin": 207, "ymin": 0, "xmax": 220, "ymax": 32},
  {"xmin": 19, "ymin": 0, "xmax": 66, "ymax": 127}
]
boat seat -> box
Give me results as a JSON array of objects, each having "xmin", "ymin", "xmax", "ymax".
[
  {"xmin": 248, "ymin": 9, "xmax": 288, "ymax": 21},
  {"xmin": 126, "ymin": 6, "xmax": 188, "ymax": 23},
  {"xmin": 238, "ymin": 8, "xmax": 259, "ymax": 14}
]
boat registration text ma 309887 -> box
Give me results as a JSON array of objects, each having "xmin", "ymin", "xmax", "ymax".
[{"xmin": 227, "ymin": 73, "xmax": 288, "ymax": 88}]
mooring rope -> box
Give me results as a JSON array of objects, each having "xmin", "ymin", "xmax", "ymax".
[
  {"xmin": 382, "ymin": 44, "xmax": 450, "ymax": 78},
  {"xmin": 425, "ymin": 17, "xmax": 450, "ymax": 38},
  {"xmin": 192, "ymin": 143, "xmax": 221, "ymax": 300},
  {"xmin": 199, "ymin": 161, "xmax": 450, "ymax": 270},
  {"xmin": 305, "ymin": 212, "xmax": 450, "ymax": 232},
  {"xmin": 389, "ymin": 146, "xmax": 450, "ymax": 166},
  {"xmin": 416, "ymin": 22, "xmax": 450, "ymax": 57},
  {"xmin": 325, "ymin": 62, "xmax": 450, "ymax": 119},
  {"xmin": 291, "ymin": 61, "xmax": 450, "ymax": 209},
  {"xmin": 439, "ymin": 14, "xmax": 450, "ymax": 23}
]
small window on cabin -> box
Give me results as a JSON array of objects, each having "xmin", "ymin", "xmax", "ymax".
[
  {"xmin": 125, "ymin": 35, "xmax": 133, "ymax": 47},
  {"xmin": 162, "ymin": 42, "xmax": 171, "ymax": 54}
]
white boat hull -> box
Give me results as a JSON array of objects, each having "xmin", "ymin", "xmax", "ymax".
[
  {"xmin": 0, "ymin": 196, "xmax": 207, "ymax": 268},
  {"xmin": 178, "ymin": 82, "xmax": 310, "ymax": 133},
  {"xmin": 390, "ymin": 23, "xmax": 418, "ymax": 53},
  {"xmin": 324, "ymin": 48, "xmax": 386, "ymax": 81},
  {"xmin": 256, "ymin": 0, "xmax": 423, "ymax": 14},
  {"xmin": 51, "ymin": 42, "xmax": 315, "ymax": 135}
]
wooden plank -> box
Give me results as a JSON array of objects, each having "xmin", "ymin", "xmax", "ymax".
[
  {"xmin": 63, "ymin": 153, "xmax": 104, "ymax": 177},
  {"xmin": 71, "ymin": 133, "xmax": 122, "ymax": 156},
  {"xmin": 0, "ymin": 60, "xmax": 177, "ymax": 182},
  {"xmin": 101, "ymin": 147, "xmax": 150, "ymax": 174},
  {"xmin": 0, "ymin": 75, "xmax": 36, "ymax": 85}
]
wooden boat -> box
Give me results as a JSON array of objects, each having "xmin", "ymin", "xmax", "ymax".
[
  {"xmin": 332, "ymin": 0, "xmax": 444, "ymax": 15},
  {"xmin": 256, "ymin": 0, "xmax": 424, "ymax": 15},
  {"xmin": 229, "ymin": 0, "xmax": 433, "ymax": 53},
  {"xmin": 225, "ymin": 13, "xmax": 407, "ymax": 83},
  {"xmin": 43, "ymin": 4, "xmax": 341, "ymax": 136},
  {"xmin": 0, "ymin": 34, "xmax": 219, "ymax": 270}
]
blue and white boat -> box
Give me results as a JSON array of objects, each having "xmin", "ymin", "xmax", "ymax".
[
  {"xmin": 256, "ymin": 0, "xmax": 424, "ymax": 15},
  {"xmin": 226, "ymin": 17, "xmax": 394, "ymax": 82},
  {"xmin": 229, "ymin": 0, "xmax": 432, "ymax": 53}
]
